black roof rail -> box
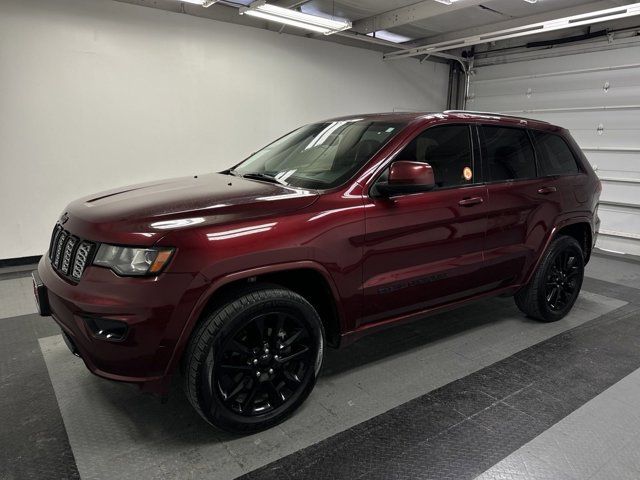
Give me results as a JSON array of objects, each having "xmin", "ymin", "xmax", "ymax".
[{"xmin": 443, "ymin": 110, "xmax": 550, "ymax": 125}]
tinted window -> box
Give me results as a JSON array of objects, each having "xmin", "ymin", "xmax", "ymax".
[
  {"xmin": 481, "ymin": 126, "xmax": 536, "ymax": 182},
  {"xmin": 532, "ymin": 131, "xmax": 580, "ymax": 176},
  {"xmin": 393, "ymin": 125, "xmax": 475, "ymax": 189}
]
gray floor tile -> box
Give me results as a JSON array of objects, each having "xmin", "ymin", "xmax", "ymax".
[
  {"xmin": 586, "ymin": 255, "xmax": 640, "ymax": 290},
  {"xmin": 0, "ymin": 277, "xmax": 37, "ymax": 319}
]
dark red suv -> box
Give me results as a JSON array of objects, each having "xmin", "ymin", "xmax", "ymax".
[{"xmin": 33, "ymin": 111, "xmax": 600, "ymax": 432}]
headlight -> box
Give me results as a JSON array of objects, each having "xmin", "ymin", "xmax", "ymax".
[{"xmin": 93, "ymin": 245, "xmax": 174, "ymax": 276}]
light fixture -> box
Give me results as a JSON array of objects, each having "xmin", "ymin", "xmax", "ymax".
[
  {"xmin": 368, "ymin": 30, "xmax": 414, "ymax": 43},
  {"xmin": 180, "ymin": 0, "xmax": 219, "ymax": 7},
  {"xmin": 239, "ymin": 1, "xmax": 352, "ymax": 35},
  {"xmin": 385, "ymin": 2, "xmax": 640, "ymax": 59},
  {"xmin": 432, "ymin": 0, "xmax": 461, "ymax": 5}
]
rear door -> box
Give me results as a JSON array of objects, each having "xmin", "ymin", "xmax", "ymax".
[
  {"xmin": 361, "ymin": 124, "xmax": 490, "ymax": 325},
  {"xmin": 479, "ymin": 125, "xmax": 552, "ymax": 285}
]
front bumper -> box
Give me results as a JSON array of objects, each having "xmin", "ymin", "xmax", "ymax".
[{"xmin": 36, "ymin": 256, "xmax": 207, "ymax": 392}]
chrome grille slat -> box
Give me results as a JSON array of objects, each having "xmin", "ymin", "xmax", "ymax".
[
  {"xmin": 53, "ymin": 231, "xmax": 67, "ymax": 268},
  {"xmin": 61, "ymin": 236, "xmax": 78, "ymax": 274},
  {"xmin": 49, "ymin": 225, "xmax": 62, "ymax": 261},
  {"xmin": 49, "ymin": 224, "xmax": 95, "ymax": 282},
  {"xmin": 72, "ymin": 242, "xmax": 93, "ymax": 280}
]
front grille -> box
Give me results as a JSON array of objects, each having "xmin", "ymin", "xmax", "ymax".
[{"xmin": 48, "ymin": 224, "xmax": 96, "ymax": 282}]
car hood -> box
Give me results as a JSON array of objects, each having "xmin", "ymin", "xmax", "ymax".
[{"xmin": 63, "ymin": 173, "xmax": 319, "ymax": 245}]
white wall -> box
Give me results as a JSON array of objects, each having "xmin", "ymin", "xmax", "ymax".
[
  {"xmin": 0, "ymin": 0, "xmax": 448, "ymax": 259},
  {"xmin": 469, "ymin": 46, "xmax": 640, "ymax": 256}
]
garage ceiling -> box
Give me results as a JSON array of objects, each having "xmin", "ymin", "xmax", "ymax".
[{"xmin": 115, "ymin": 0, "xmax": 638, "ymax": 63}]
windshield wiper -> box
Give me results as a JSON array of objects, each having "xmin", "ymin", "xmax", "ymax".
[{"xmin": 240, "ymin": 172, "xmax": 283, "ymax": 185}]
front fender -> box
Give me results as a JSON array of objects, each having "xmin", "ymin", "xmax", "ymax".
[{"xmin": 161, "ymin": 259, "xmax": 343, "ymax": 379}]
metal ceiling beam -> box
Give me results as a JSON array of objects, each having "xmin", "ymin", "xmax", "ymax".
[
  {"xmin": 384, "ymin": 1, "xmax": 640, "ymax": 60},
  {"xmin": 351, "ymin": 0, "xmax": 487, "ymax": 35},
  {"xmin": 416, "ymin": 0, "xmax": 627, "ymax": 45},
  {"xmin": 270, "ymin": 0, "xmax": 314, "ymax": 8}
]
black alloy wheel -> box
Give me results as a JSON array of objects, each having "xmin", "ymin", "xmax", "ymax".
[
  {"xmin": 515, "ymin": 235, "xmax": 585, "ymax": 322},
  {"xmin": 214, "ymin": 311, "xmax": 313, "ymax": 417},
  {"xmin": 544, "ymin": 249, "xmax": 581, "ymax": 312},
  {"xmin": 183, "ymin": 286, "xmax": 324, "ymax": 433}
]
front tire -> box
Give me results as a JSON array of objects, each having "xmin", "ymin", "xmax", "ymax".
[
  {"xmin": 515, "ymin": 235, "xmax": 584, "ymax": 322},
  {"xmin": 183, "ymin": 286, "xmax": 324, "ymax": 433}
]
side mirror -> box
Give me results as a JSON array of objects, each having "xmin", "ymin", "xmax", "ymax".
[{"xmin": 376, "ymin": 161, "xmax": 436, "ymax": 197}]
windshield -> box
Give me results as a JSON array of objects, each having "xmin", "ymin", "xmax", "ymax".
[{"xmin": 231, "ymin": 120, "xmax": 406, "ymax": 189}]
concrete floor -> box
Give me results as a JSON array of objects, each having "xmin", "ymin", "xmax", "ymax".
[{"xmin": 1, "ymin": 252, "xmax": 639, "ymax": 479}]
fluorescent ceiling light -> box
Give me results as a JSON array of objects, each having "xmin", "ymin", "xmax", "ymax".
[
  {"xmin": 432, "ymin": 0, "xmax": 461, "ymax": 4},
  {"xmin": 368, "ymin": 30, "xmax": 413, "ymax": 43},
  {"xmin": 385, "ymin": 1, "xmax": 640, "ymax": 59},
  {"xmin": 180, "ymin": 0, "xmax": 218, "ymax": 6},
  {"xmin": 240, "ymin": 1, "xmax": 352, "ymax": 35},
  {"xmin": 242, "ymin": 10, "xmax": 333, "ymax": 34}
]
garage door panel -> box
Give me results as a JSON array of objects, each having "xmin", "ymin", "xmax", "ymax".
[
  {"xmin": 472, "ymin": 87, "xmax": 640, "ymax": 112},
  {"xmin": 586, "ymin": 152, "xmax": 640, "ymax": 178},
  {"xmin": 571, "ymin": 130, "xmax": 640, "ymax": 149},
  {"xmin": 597, "ymin": 234, "xmax": 640, "ymax": 256},
  {"xmin": 524, "ymin": 111, "xmax": 640, "ymax": 131},
  {"xmin": 471, "ymin": 67, "xmax": 640, "ymax": 97},
  {"xmin": 601, "ymin": 182, "xmax": 640, "ymax": 204},
  {"xmin": 599, "ymin": 206, "xmax": 640, "ymax": 235}
]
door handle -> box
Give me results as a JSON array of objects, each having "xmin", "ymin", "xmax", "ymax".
[
  {"xmin": 458, "ymin": 197, "xmax": 484, "ymax": 207},
  {"xmin": 537, "ymin": 186, "xmax": 558, "ymax": 195}
]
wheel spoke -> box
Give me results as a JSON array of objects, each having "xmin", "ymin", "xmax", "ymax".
[
  {"xmin": 565, "ymin": 254, "xmax": 575, "ymax": 271},
  {"xmin": 274, "ymin": 314, "xmax": 285, "ymax": 340},
  {"xmin": 281, "ymin": 329, "xmax": 303, "ymax": 348},
  {"xmin": 277, "ymin": 345, "xmax": 310, "ymax": 365},
  {"xmin": 546, "ymin": 286, "xmax": 559, "ymax": 305},
  {"xmin": 241, "ymin": 382, "xmax": 259, "ymax": 413},
  {"xmin": 283, "ymin": 370, "xmax": 302, "ymax": 385},
  {"xmin": 266, "ymin": 381, "xmax": 284, "ymax": 407},
  {"xmin": 225, "ymin": 378, "xmax": 247, "ymax": 402}
]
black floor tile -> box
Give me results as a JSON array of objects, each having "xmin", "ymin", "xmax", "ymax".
[{"xmin": 0, "ymin": 314, "xmax": 79, "ymax": 480}]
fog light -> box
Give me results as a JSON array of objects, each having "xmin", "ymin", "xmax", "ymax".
[{"xmin": 83, "ymin": 317, "xmax": 128, "ymax": 342}]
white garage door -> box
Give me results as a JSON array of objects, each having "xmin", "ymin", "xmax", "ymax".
[{"xmin": 469, "ymin": 45, "xmax": 640, "ymax": 256}]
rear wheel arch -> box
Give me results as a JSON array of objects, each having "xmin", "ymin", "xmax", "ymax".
[
  {"xmin": 521, "ymin": 218, "xmax": 592, "ymax": 287},
  {"xmin": 555, "ymin": 221, "xmax": 593, "ymax": 264}
]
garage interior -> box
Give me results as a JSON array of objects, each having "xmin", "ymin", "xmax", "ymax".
[{"xmin": 1, "ymin": 0, "xmax": 640, "ymax": 479}]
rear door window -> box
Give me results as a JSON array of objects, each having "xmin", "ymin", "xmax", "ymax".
[
  {"xmin": 531, "ymin": 131, "xmax": 580, "ymax": 176},
  {"xmin": 480, "ymin": 126, "xmax": 536, "ymax": 182}
]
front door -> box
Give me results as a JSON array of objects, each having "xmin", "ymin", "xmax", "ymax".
[{"xmin": 361, "ymin": 124, "xmax": 490, "ymax": 325}]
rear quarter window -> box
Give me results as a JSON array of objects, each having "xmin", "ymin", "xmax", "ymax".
[{"xmin": 531, "ymin": 131, "xmax": 581, "ymax": 176}]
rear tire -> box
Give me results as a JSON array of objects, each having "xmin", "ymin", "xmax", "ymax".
[
  {"xmin": 183, "ymin": 286, "xmax": 324, "ymax": 433},
  {"xmin": 515, "ymin": 235, "xmax": 584, "ymax": 322}
]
